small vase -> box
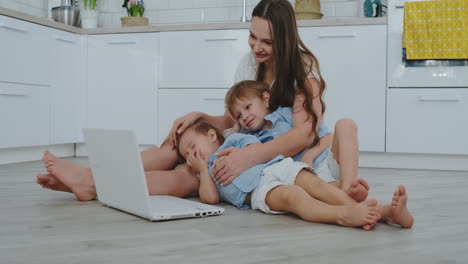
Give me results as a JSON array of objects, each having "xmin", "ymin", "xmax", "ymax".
[
  {"xmin": 295, "ymin": 0, "xmax": 323, "ymax": 20},
  {"xmin": 81, "ymin": 9, "xmax": 98, "ymax": 28},
  {"xmin": 121, "ymin": 16, "xmax": 149, "ymax": 27}
]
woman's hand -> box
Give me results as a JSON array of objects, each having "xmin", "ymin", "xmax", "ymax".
[
  {"xmin": 169, "ymin": 111, "xmax": 203, "ymax": 148},
  {"xmin": 212, "ymin": 147, "xmax": 251, "ymax": 185},
  {"xmin": 186, "ymin": 149, "xmax": 208, "ymax": 173}
]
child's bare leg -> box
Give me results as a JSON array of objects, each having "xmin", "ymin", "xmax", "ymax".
[
  {"xmin": 294, "ymin": 169, "xmax": 356, "ymax": 206},
  {"xmin": 331, "ymin": 118, "xmax": 369, "ymax": 202},
  {"xmin": 39, "ymin": 139, "xmax": 191, "ymax": 201},
  {"xmin": 377, "ymin": 185, "xmax": 414, "ymax": 228},
  {"xmin": 265, "ymin": 185, "xmax": 379, "ymax": 229}
]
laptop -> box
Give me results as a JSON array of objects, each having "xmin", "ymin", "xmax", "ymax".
[{"xmin": 83, "ymin": 128, "xmax": 224, "ymax": 221}]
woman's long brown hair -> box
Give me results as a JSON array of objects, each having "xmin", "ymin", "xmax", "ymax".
[{"xmin": 252, "ymin": 0, "xmax": 326, "ymax": 145}]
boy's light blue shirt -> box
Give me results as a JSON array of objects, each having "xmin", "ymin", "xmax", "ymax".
[
  {"xmin": 247, "ymin": 107, "xmax": 331, "ymax": 168},
  {"xmin": 207, "ymin": 133, "xmax": 284, "ymax": 209}
]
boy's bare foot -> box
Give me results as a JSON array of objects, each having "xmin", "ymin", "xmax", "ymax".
[
  {"xmin": 387, "ymin": 185, "xmax": 414, "ymax": 228},
  {"xmin": 337, "ymin": 199, "xmax": 380, "ymax": 230},
  {"xmin": 36, "ymin": 173, "xmax": 72, "ymax": 193},
  {"xmin": 42, "ymin": 151, "xmax": 96, "ymax": 201},
  {"xmin": 344, "ymin": 178, "xmax": 369, "ymax": 202}
]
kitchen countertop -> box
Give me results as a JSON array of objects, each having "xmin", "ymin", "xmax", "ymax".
[{"xmin": 0, "ymin": 7, "xmax": 386, "ymax": 35}]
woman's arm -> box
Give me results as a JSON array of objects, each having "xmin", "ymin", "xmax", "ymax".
[
  {"xmin": 213, "ymin": 77, "xmax": 324, "ymax": 185},
  {"xmin": 299, "ymin": 133, "xmax": 333, "ymax": 165}
]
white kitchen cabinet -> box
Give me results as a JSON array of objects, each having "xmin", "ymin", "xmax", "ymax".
[
  {"xmin": 158, "ymin": 89, "xmax": 228, "ymax": 145},
  {"xmin": 0, "ymin": 15, "xmax": 51, "ymax": 86},
  {"xmin": 159, "ymin": 30, "xmax": 249, "ymax": 89},
  {"xmin": 387, "ymin": 88, "xmax": 468, "ymax": 155},
  {"xmin": 50, "ymin": 29, "xmax": 86, "ymax": 144},
  {"xmin": 87, "ymin": 33, "xmax": 158, "ymax": 145},
  {"xmin": 299, "ymin": 25, "xmax": 387, "ymax": 152},
  {"xmin": 0, "ymin": 82, "xmax": 50, "ymax": 148}
]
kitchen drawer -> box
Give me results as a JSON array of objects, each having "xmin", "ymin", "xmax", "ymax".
[
  {"xmin": 158, "ymin": 89, "xmax": 228, "ymax": 144},
  {"xmin": 159, "ymin": 30, "xmax": 249, "ymax": 89},
  {"xmin": 0, "ymin": 82, "xmax": 50, "ymax": 148},
  {"xmin": 386, "ymin": 88, "xmax": 468, "ymax": 155},
  {"xmin": 0, "ymin": 15, "xmax": 51, "ymax": 86}
]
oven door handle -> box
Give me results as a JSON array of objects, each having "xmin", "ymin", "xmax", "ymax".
[
  {"xmin": 395, "ymin": 1, "xmax": 405, "ymax": 8},
  {"xmin": 418, "ymin": 95, "xmax": 461, "ymax": 102}
]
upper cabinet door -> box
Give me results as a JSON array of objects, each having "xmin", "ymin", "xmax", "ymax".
[
  {"xmin": 299, "ymin": 25, "xmax": 387, "ymax": 152},
  {"xmin": 0, "ymin": 15, "xmax": 51, "ymax": 86},
  {"xmin": 87, "ymin": 33, "xmax": 159, "ymax": 145},
  {"xmin": 159, "ymin": 30, "xmax": 249, "ymax": 88}
]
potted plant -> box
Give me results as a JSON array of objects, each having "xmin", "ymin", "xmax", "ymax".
[
  {"xmin": 121, "ymin": 0, "xmax": 149, "ymax": 27},
  {"xmin": 81, "ymin": 0, "xmax": 98, "ymax": 28}
]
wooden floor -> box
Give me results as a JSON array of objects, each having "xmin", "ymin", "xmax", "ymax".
[{"xmin": 0, "ymin": 157, "xmax": 467, "ymax": 264}]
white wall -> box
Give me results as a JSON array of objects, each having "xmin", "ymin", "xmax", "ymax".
[
  {"xmin": 96, "ymin": 0, "xmax": 370, "ymax": 27},
  {"xmin": 0, "ymin": 0, "xmax": 48, "ymax": 17},
  {"xmin": 1, "ymin": 0, "xmax": 384, "ymax": 26}
]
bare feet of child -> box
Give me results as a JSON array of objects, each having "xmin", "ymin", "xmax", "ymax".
[
  {"xmin": 344, "ymin": 178, "xmax": 369, "ymax": 202},
  {"xmin": 42, "ymin": 151, "xmax": 96, "ymax": 201},
  {"xmin": 36, "ymin": 173, "xmax": 71, "ymax": 193},
  {"xmin": 337, "ymin": 199, "xmax": 380, "ymax": 230},
  {"xmin": 387, "ymin": 185, "xmax": 414, "ymax": 228}
]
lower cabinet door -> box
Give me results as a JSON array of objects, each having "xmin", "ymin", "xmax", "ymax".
[
  {"xmin": 386, "ymin": 88, "xmax": 468, "ymax": 155},
  {"xmin": 158, "ymin": 89, "xmax": 228, "ymax": 145},
  {"xmin": 0, "ymin": 82, "xmax": 50, "ymax": 148}
]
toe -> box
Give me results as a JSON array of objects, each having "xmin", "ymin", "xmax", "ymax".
[{"xmin": 366, "ymin": 199, "xmax": 378, "ymax": 207}]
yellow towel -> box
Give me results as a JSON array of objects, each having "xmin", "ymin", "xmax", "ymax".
[{"xmin": 404, "ymin": 0, "xmax": 468, "ymax": 60}]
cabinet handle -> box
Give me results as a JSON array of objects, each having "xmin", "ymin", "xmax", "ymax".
[
  {"xmin": 205, "ymin": 37, "xmax": 239, "ymax": 42},
  {"xmin": 418, "ymin": 95, "xmax": 461, "ymax": 102},
  {"xmin": 106, "ymin": 41, "xmax": 138, "ymax": 45},
  {"xmin": 203, "ymin": 98, "xmax": 224, "ymax": 101},
  {"xmin": 395, "ymin": 1, "xmax": 405, "ymax": 8},
  {"xmin": 54, "ymin": 35, "xmax": 76, "ymax": 44},
  {"xmin": 318, "ymin": 32, "xmax": 356, "ymax": 39},
  {"xmin": 0, "ymin": 22, "xmax": 27, "ymax": 33},
  {"xmin": 0, "ymin": 90, "xmax": 28, "ymax": 96}
]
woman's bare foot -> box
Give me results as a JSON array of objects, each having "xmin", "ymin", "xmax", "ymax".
[
  {"xmin": 36, "ymin": 173, "xmax": 72, "ymax": 193},
  {"xmin": 343, "ymin": 178, "xmax": 369, "ymax": 202},
  {"xmin": 42, "ymin": 151, "xmax": 96, "ymax": 201},
  {"xmin": 337, "ymin": 199, "xmax": 380, "ymax": 230},
  {"xmin": 387, "ymin": 185, "xmax": 414, "ymax": 228}
]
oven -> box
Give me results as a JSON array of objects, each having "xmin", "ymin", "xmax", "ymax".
[
  {"xmin": 387, "ymin": 0, "xmax": 468, "ymax": 88},
  {"xmin": 386, "ymin": 0, "xmax": 468, "ymax": 156}
]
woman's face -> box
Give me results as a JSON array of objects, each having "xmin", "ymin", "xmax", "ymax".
[{"xmin": 249, "ymin": 16, "xmax": 274, "ymax": 64}]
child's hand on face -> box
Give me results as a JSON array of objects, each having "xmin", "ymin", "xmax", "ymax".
[{"xmin": 186, "ymin": 149, "xmax": 208, "ymax": 173}]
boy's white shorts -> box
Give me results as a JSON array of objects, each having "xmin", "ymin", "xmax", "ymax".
[
  {"xmin": 251, "ymin": 158, "xmax": 312, "ymax": 214},
  {"xmin": 314, "ymin": 150, "xmax": 341, "ymax": 183}
]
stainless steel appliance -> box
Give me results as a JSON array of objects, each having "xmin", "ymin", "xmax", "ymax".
[
  {"xmin": 387, "ymin": 0, "xmax": 468, "ymax": 88},
  {"xmin": 386, "ymin": 0, "xmax": 468, "ymax": 156}
]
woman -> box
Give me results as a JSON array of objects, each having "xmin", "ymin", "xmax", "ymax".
[{"xmin": 37, "ymin": 0, "xmax": 331, "ymax": 201}]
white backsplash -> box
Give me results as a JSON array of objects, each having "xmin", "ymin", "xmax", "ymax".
[{"xmin": 1, "ymin": 0, "xmax": 385, "ymax": 27}]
